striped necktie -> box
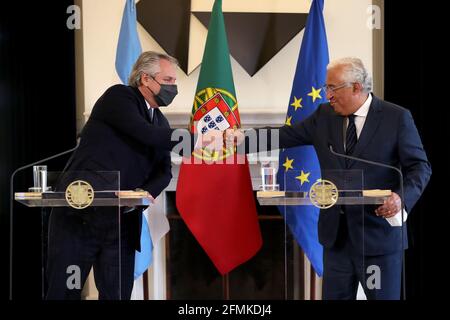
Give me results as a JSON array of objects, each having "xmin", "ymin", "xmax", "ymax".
[{"xmin": 345, "ymin": 114, "xmax": 357, "ymax": 158}]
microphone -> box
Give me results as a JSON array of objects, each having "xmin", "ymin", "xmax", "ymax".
[
  {"xmin": 328, "ymin": 143, "xmax": 406, "ymax": 300},
  {"xmin": 9, "ymin": 140, "xmax": 80, "ymax": 300},
  {"xmin": 328, "ymin": 144, "xmax": 404, "ymax": 181}
]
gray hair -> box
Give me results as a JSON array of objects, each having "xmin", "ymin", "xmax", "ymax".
[
  {"xmin": 128, "ymin": 51, "xmax": 178, "ymax": 87},
  {"xmin": 327, "ymin": 57, "xmax": 372, "ymax": 93}
]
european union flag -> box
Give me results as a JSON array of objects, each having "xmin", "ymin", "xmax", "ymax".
[
  {"xmin": 115, "ymin": 0, "xmax": 142, "ymax": 84},
  {"xmin": 277, "ymin": 0, "xmax": 329, "ymax": 277}
]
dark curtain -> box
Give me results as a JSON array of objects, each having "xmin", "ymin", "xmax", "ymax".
[
  {"xmin": 0, "ymin": 1, "xmax": 76, "ymax": 299},
  {"xmin": 385, "ymin": 1, "xmax": 442, "ymax": 299}
]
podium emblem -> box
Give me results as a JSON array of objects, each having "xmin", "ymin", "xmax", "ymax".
[
  {"xmin": 309, "ymin": 179, "xmax": 339, "ymax": 209},
  {"xmin": 65, "ymin": 180, "xmax": 94, "ymax": 209}
]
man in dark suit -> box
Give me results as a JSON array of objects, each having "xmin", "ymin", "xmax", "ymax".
[
  {"xmin": 46, "ymin": 51, "xmax": 186, "ymax": 299},
  {"xmin": 227, "ymin": 57, "xmax": 431, "ymax": 300}
]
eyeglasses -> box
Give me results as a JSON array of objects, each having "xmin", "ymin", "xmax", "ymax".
[{"xmin": 322, "ymin": 82, "xmax": 353, "ymax": 93}]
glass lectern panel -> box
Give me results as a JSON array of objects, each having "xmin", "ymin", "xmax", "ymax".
[
  {"xmin": 12, "ymin": 170, "xmax": 125, "ymax": 300},
  {"xmin": 256, "ymin": 169, "xmax": 391, "ymax": 299}
]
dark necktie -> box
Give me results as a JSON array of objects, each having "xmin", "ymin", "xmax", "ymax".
[
  {"xmin": 151, "ymin": 108, "xmax": 158, "ymax": 125},
  {"xmin": 344, "ymin": 115, "xmax": 357, "ymax": 212},
  {"xmin": 345, "ymin": 114, "xmax": 357, "ymax": 157}
]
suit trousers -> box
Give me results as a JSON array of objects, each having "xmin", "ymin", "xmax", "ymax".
[
  {"xmin": 322, "ymin": 213, "xmax": 403, "ymax": 300},
  {"xmin": 45, "ymin": 206, "xmax": 135, "ymax": 300}
]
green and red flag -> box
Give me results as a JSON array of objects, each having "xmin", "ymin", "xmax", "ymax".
[{"xmin": 176, "ymin": 0, "xmax": 262, "ymax": 275}]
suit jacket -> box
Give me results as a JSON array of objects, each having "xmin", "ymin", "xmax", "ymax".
[
  {"xmin": 63, "ymin": 84, "xmax": 175, "ymax": 250},
  {"xmin": 256, "ymin": 95, "xmax": 431, "ymax": 255}
]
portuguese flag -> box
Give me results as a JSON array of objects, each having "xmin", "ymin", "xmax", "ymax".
[{"xmin": 176, "ymin": 0, "xmax": 262, "ymax": 275}]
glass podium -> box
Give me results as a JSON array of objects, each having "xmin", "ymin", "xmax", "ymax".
[
  {"xmin": 257, "ymin": 168, "xmax": 403, "ymax": 300},
  {"xmin": 11, "ymin": 165, "xmax": 404, "ymax": 300},
  {"xmin": 11, "ymin": 170, "xmax": 151, "ymax": 300}
]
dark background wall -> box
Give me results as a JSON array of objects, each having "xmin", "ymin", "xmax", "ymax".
[
  {"xmin": 0, "ymin": 1, "xmax": 77, "ymax": 300},
  {"xmin": 384, "ymin": 0, "xmax": 439, "ymax": 298},
  {"xmin": 384, "ymin": 1, "xmax": 441, "ymax": 299},
  {"xmin": 0, "ymin": 1, "xmax": 440, "ymax": 300}
]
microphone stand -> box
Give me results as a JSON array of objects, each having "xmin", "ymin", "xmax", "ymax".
[
  {"xmin": 9, "ymin": 142, "xmax": 79, "ymax": 300},
  {"xmin": 329, "ymin": 145, "xmax": 406, "ymax": 300}
]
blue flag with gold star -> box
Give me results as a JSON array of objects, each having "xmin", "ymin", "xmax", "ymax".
[{"xmin": 277, "ymin": 0, "xmax": 328, "ymax": 277}]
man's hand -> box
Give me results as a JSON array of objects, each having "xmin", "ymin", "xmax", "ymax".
[
  {"xmin": 146, "ymin": 193, "xmax": 155, "ymax": 204},
  {"xmin": 135, "ymin": 188, "xmax": 155, "ymax": 204},
  {"xmin": 118, "ymin": 190, "xmax": 155, "ymax": 212},
  {"xmin": 375, "ymin": 192, "xmax": 401, "ymax": 218},
  {"xmin": 225, "ymin": 128, "xmax": 245, "ymax": 146},
  {"xmin": 195, "ymin": 130, "xmax": 224, "ymax": 153}
]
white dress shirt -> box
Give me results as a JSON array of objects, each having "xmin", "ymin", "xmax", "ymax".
[{"xmin": 343, "ymin": 93, "xmax": 372, "ymax": 150}]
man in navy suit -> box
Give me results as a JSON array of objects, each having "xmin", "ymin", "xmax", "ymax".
[
  {"xmin": 46, "ymin": 51, "xmax": 188, "ymax": 299},
  {"xmin": 227, "ymin": 57, "xmax": 431, "ymax": 300}
]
